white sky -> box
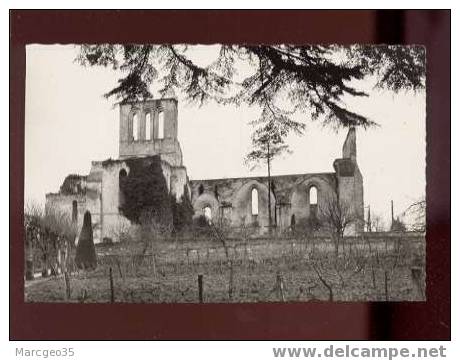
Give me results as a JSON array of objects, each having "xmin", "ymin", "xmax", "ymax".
[{"xmin": 25, "ymin": 45, "xmax": 426, "ymax": 227}]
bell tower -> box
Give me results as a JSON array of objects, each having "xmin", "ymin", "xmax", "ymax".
[{"xmin": 119, "ymin": 98, "xmax": 183, "ymax": 166}]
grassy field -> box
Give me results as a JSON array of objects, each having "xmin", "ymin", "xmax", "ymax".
[{"xmin": 25, "ymin": 235, "xmax": 425, "ymax": 303}]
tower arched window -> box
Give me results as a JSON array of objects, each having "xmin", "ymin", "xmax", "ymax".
[
  {"xmin": 251, "ymin": 188, "xmax": 259, "ymax": 216},
  {"xmin": 158, "ymin": 111, "xmax": 164, "ymax": 139},
  {"xmin": 145, "ymin": 113, "xmax": 152, "ymax": 140},
  {"xmin": 132, "ymin": 113, "xmax": 139, "ymax": 141},
  {"xmin": 309, "ymin": 186, "xmax": 318, "ymax": 205}
]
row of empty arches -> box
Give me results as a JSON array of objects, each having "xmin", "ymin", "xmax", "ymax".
[
  {"xmin": 202, "ymin": 185, "xmax": 318, "ymax": 221},
  {"xmin": 131, "ymin": 111, "xmax": 164, "ymax": 141},
  {"xmin": 251, "ymin": 186, "xmax": 317, "ymax": 214},
  {"xmin": 71, "ymin": 183, "xmax": 319, "ymax": 227}
]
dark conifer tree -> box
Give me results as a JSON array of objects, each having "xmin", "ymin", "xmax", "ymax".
[
  {"xmin": 75, "ymin": 211, "xmax": 97, "ymax": 270},
  {"xmin": 76, "ymin": 44, "xmax": 425, "ymax": 132}
]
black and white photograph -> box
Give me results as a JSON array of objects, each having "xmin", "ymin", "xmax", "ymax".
[{"xmin": 24, "ymin": 43, "xmax": 426, "ymax": 303}]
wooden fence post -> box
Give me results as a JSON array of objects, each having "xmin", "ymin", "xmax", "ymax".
[
  {"xmin": 152, "ymin": 253, "xmax": 157, "ymax": 279},
  {"xmin": 384, "ymin": 270, "xmax": 389, "ymax": 301},
  {"xmin": 277, "ymin": 273, "xmax": 285, "ymax": 302},
  {"xmin": 64, "ymin": 271, "xmax": 71, "ymax": 300},
  {"xmin": 56, "ymin": 242, "xmax": 62, "ymax": 275},
  {"xmin": 198, "ymin": 274, "xmax": 204, "ymax": 303},
  {"xmin": 109, "ymin": 267, "xmax": 115, "ymax": 303},
  {"xmin": 116, "ymin": 257, "xmax": 123, "ymax": 278},
  {"xmin": 228, "ymin": 260, "xmax": 234, "ymax": 301},
  {"xmin": 411, "ymin": 266, "xmax": 424, "ymax": 299}
]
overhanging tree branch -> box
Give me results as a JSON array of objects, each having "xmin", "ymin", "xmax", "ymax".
[{"xmin": 76, "ymin": 44, "xmax": 425, "ymax": 132}]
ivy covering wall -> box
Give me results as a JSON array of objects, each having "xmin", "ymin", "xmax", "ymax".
[{"xmin": 119, "ymin": 156, "xmax": 194, "ymax": 232}]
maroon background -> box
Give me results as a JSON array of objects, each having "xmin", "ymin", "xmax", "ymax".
[{"xmin": 10, "ymin": 10, "xmax": 450, "ymax": 340}]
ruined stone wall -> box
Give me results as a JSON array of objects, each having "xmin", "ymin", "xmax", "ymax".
[
  {"xmin": 119, "ymin": 138, "xmax": 183, "ymax": 166},
  {"xmin": 45, "ymin": 193, "xmax": 86, "ymax": 240},
  {"xmin": 119, "ymin": 98, "xmax": 183, "ymax": 166},
  {"xmin": 88, "ymin": 156, "xmax": 176, "ymax": 241},
  {"xmin": 333, "ymin": 127, "xmax": 364, "ymax": 234},
  {"xmin": 46, "ymin": 170, "xmax": 104, "ymax": 242},
  {"xmin": 288, "ymin": 174, "xmax": 337, "ymax": 228},
  {"xmin": 46, "ymin": 101, "xmax": 365, "ymax": 241},
  {"xmin": 190, "ymin": 177, "xmax": 273, "ymax": 232},
  {"xmin": 170, "ymin": 166, "xmax": 188, "ymax": 201},
  {"xmin": 188, "ymin": 128, "xmax": 364, "ymax": 236},
  {"xmin": 84, "ymin": 178, "xmax": 102, "ymax": 242},
  {"xmin": 342, "ymin": 127, "xmax": 357, "ymax": 160},
  {"xmin": 190, "ymin": 173, "xmax": 337, "ymax": 234},
  {"xmin": 96, "ymin": 159, "xmax": 130, "ymax": 242},
  {"xmin": 46, "ymin": 154, "xmax": 191, "ymax": 243},
  {"xmin": 353, "ymin": 165, "xmax": 365, "ymax": 233}
]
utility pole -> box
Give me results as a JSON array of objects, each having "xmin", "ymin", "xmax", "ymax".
[
  {"xmin": 367, "ymin": 206, "xmax": 371, "ymax": 232},
  {"xmin": 100, "ymin": 179, "xmax": 104, "ymax": 241},
  {"xmin": 391, "ymin": 200, "xmax": 394, "ymax": 230}
]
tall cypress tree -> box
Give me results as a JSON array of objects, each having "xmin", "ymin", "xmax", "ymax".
[{"xmin": 75, "ymin": 211, "xmax": 97, "ymax": 270}]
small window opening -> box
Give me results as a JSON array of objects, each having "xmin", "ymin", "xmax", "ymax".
[
  {"xmin": 309, "ymin": 186, "xmax": 318, "ymax": 205},
  {"xmin": 203, "ymin": 206, "xmax": 212, "ymax": 222},
  {"xmin": 251, "ymin": 188, "xmax": 259, "ymax": 216}
]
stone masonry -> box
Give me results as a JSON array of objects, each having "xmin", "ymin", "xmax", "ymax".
[{"xmin": 46, "ymin": 98, "xmax": 364, "ymax": 242}]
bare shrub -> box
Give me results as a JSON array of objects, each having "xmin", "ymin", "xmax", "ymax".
[
  {"xmin": 293, "ymin": 216, "xmax": 321, "ymax": 238},
  {"xmin": 25, "ymin": 201, "xmax": 78, "ymax": 278},
  {"xmin": 403, "ymin": 197, "xmax": 426, "ymax": 232},
  {"xmin": 109, "ymin": 218, "xmax": 134, "ymax": 243},
  {"xmin": 206, "ymin": 218, "xmax": 237, "ymax": 300},
  {"xmin": 318, "ymin": 194, "xmax": 359, "ymax": 257},
  {"xmin": 123, "ymin": 208, "xmax": 174, "ymax": 277},
  {"xmin": 370, "ymin": 213, "xmax": 386, "ymax": 232}
]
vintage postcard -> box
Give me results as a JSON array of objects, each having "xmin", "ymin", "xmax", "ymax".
[{"xmin": 24, "ymin": 44, "xmax": 426, "ymax": 303}]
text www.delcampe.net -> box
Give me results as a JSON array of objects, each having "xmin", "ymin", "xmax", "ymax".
[{"xmin": 272, "ymin": 345, "xmax": 447, "ymax": 359}]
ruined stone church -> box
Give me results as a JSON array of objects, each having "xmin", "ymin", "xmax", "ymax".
[{"xmin": 46, "ymin": 98, "xmax": 364, "ymax": 242}]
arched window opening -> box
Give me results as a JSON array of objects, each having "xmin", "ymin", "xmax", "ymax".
[
  {"xmin": 72, "ymin": 200, "xmax": 78, "ymax": 223},
  {"xmin": 309, "ymin": 186, "xmax": 318, "ymax": 219},
  {"xmin": 203, "ymin": 206, "xmax": 212, "ymax": 223},
  {"xmin": 119, "ymin": 169, "xmax": 127, "ymax": 208},
  {"xmin": 145, "ymin": 113, "xmax": 152, "ymax": 140},
  {"xmin": 132, "ymin": 113, "xmax": 139, "ymax": 141},
  {"xmin": 251, "ymin": 188, "xmax": 259, "ymax": 216},
  {"xmin": 198, "ymin": 184, "xmax": 204, "ymax": 195},
  {"xmin": 309, "ymin": 186, "xmax": 318, "ymax": 205},
  {"xmin": 158, "ymin": 111, "xmax": 164, "ymax": 139}
]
